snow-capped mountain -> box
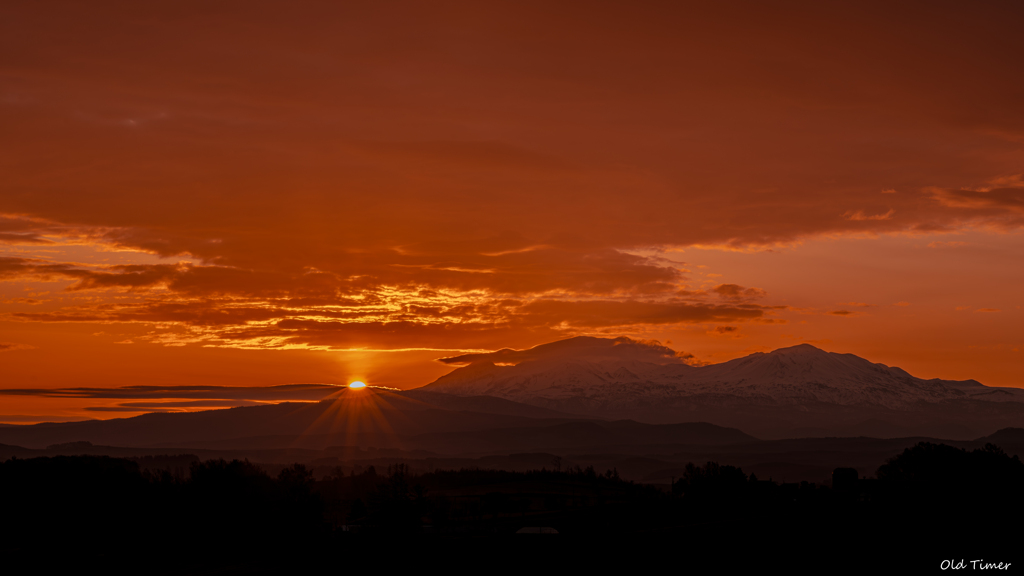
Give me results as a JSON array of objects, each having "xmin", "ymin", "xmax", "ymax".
[{"xmin": 420, "ymin": 337, "xmax": 1024, "ymax": 438}]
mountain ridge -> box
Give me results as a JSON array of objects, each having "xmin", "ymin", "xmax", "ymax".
[
  {"xmin": 419, "ymin": 337, "xmax": 1024, "ymax": 438},
  {"xmin": 0, "ymin": 388, "xmax": 756, "ymax": 453}
]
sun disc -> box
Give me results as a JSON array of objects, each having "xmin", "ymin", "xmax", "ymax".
[{"xmin": 349, "ymin": 381, "xmax": 366, "ymax": 389}]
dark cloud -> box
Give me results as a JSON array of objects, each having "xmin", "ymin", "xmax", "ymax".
[
  {"xmin": 6, "ymin": 291, "xmax": 771, "ymax": 350},
  {"xmin": 2, "ymin": 249, "xmax": 769, "ymax": 350},
  {"xmin": 437, "ymin": 336, "xmax": 683, "ymax": 366},
  {"xmin": 0, "ymin": 414, "xmax": 93, "ymax": 423},
  {"xmin": 0, "ymin": 342, "xmax": 34, "ymax": 352},
  {"xmin": 2, "ymin": 244, "xmax": 681, "ymax": 298},
  {"xmin": 67, "ymin": 264, "xmax": 180, "ymax": 290},
  {"xmin": 931, "ymin": 185, "xmax": 1024, "ymax": 227},
  {"xmin": 2, "ymin": 0, "xmax": 1023, "ymax": 360},
  {"xmin": 517, "ymin": 299, "xmax": 764, "ymax": 328},
  {"xmin": 3, "ymin": 2, "xmax": 1024, "ymax": 266},
  {"xmin": 82, "ymin": 400, "xmax": 271, "ymax": 412},
  {"xmin": 0, "ymin": 232, "xmax": 53, "ymax": 245},
  {"xmin": 0, "ymin": 384, "xmax": 342, "ymax": 401},
  {"xmin": 117, "ymin": 400, "xmax": 270, "ymax": 408},
  {"xmin": 933, "ymin": 186, "xmax": 1024, "ymax": 212},
  {"xmin": 0, "ymin": 257, "xmax": 87, "ymax": 282},
  {"xmin": 211, "ymin": 319, "xmax": 559, "ymax": 351},
  {"xmin": 712, "ymin": 284, "xmax": 767, "ymax": 300}
]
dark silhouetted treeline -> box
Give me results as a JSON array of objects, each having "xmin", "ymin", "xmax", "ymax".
[
  {"xmin": 870, "ymin": 442, "xmax": 1024, "ymax": 549},
  {"xmin": 2, "ymin": 442, "xmax": 1022, "ymax": 568},
  {"xmin": 0, "ymin": 455, "xmax": 325, "ymax": 557},
  {"xmin": 315, "ymin": 463, "xmax": 660, "ymax": 534}
]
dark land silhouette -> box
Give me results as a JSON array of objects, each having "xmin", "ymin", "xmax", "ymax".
[
  {"xmin": 2, "ymin": 440, "xmax": 1021, "ymax": 571},
  {"xmin": 4, "ymin": 424, "xmax": 1024, "ymax": 488},
  {"xmin": 0, "ymin": 388, "xmax": 758, "ymax": 453}
]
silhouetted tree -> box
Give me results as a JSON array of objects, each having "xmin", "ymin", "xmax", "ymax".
[
  {"xmin": 348, "ymin": 498, "xmax": 367, "ymax": 522},
  {"xmin": 877, "ymin": 441, "xmax": 1024, "ymax": 488},
  {"xmin": 674, "ymin": 461, "xmax": 748, "ymax": 497},
  {"xmin": 366, "ymin": 463, "xmax": 424, "ymax": 532}
]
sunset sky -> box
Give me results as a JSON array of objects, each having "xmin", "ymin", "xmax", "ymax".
[{"xmin": 2, "ymin": 1, "xmax": 1022, "ymax": 423}]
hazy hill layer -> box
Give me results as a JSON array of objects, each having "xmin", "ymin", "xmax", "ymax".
[{"xmin": 0, "ymin": 387, "xmax": 753, "ymax": 453}]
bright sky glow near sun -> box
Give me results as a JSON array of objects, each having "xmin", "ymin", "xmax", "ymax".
[{"xmin": 1, "ymin": 1, "xmax": 1022, "ymax": 423}]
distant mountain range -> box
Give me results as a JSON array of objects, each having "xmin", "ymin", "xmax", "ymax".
[
  {"xmin": 2, "ymin": 337, "xmax": 1021, "ymax": 457},
  {"xmin": 421, "ymin": 337, "xmax": 1024, "ymax": 439}
]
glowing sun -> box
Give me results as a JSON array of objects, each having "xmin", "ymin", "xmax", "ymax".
[{"xmin": 348, "ymin": 381, "xmax": 367, "ymax": 389}]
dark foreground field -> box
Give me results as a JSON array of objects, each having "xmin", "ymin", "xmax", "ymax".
[{"xmin": 2, "ymin": 441, "xmax": 1022, "ymax": 572}]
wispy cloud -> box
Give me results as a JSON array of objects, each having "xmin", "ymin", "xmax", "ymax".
[
  {"xmin": 0, "ymin": 342, "xmax": 35, "ymax": 352},
  {"xmin": 844, "ymin": 209, "xmax": 895, "ymax": 221}
]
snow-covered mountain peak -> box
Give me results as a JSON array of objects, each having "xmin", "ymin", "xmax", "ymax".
[{"xmin": 422, "ymin": 337, "xmax": 1022, "ymax": 411}]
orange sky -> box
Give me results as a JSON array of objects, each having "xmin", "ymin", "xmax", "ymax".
[{"xmin": 2, "ymin": 1, "xmax": 1022, "ymax": 423}]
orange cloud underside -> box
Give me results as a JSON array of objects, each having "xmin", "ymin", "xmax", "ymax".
[{"xmin": 1, "ymin": 1, "xmax": 1023, "ymax": 421}]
